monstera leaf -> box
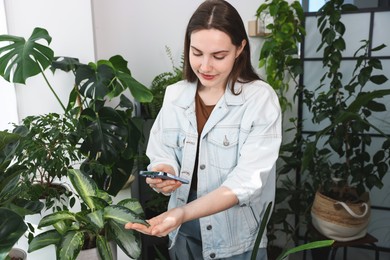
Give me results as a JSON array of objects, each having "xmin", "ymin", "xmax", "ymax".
[
  {"xmin": 0, "ymin": 27, "xmax": 54, "ymax": 84},
  {"xmin": 78, "ymin": 107, "xmax": 128, "ymax": 164},
  {"xmin": 74, "ymin": 55, "xmax": 153, "ymax": 103}
]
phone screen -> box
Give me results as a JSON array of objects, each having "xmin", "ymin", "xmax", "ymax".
[{"xmin": 139, "ymin": 171, "xmax": 189, "ymax": 184}]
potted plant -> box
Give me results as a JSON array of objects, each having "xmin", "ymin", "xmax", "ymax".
[
  {"xmin": 0, "ymin": 27, "xmax": 153, "ymax": 196},
  {"xmin": 257, "ymin": 0, "xmax": 390, "ymax": 251},
  {"xmin": 12, "ymin": 112, "xmax": 82, "ymax": 213},
  {"xmin": 256, "ymin": 0, "xmax": 306, "ymax": 256},
  {"xmin": 278, "ymin": 0, "xmax": 390, "ymax": 243},
  {"xmin": 0, "ymin": 130, "xmax": 43, "ymax": 260},
  {"xmin": 28, "ymin": 168, "xmax": 149, "ymax": 260}
]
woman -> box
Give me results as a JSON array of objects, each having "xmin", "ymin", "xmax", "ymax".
[{"xmin": 125, "ymin": 1, "xmax": 282, "ymax": 259}]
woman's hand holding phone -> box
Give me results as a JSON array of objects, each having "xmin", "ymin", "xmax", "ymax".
[{"xmin": 141, "ymin": 164, "xmax": 184, "ymax": 195}]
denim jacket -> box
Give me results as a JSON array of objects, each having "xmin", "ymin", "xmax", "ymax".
[{"xmin": 146, "ymin": 79, "xmax": 282, "ymax": 259}]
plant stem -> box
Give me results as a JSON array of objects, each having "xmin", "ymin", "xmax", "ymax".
[{"xmin": 38, "ymin": 63, "xmax": 67, "ymax": 112}]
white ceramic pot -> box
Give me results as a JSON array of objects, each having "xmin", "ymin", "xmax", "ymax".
[
  {"xmin": 25, "ymin": 182, "xmax": 72, "ymax": 231},
  {"xmin": 9, "ymin": 248, "xmax": 27, "ymax": 260},
  {"xmin": 76, "ymin": 241, "xmax": 117, "ymax": 260}
]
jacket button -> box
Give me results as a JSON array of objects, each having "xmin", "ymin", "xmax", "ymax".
[
  {"xmin": 200, "ymin": 164, "xmax": 206, "ymax": 170},
  {"xmin": 206, "ymin": 225, "xmax": 212, "ymax": 230},
  {"xmin": 210, "ymin": 253, "xmax": 216, "ymax": 258}
]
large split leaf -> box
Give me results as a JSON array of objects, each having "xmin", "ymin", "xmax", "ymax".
[{"xmin": 0, "ymin": 27, "xmax": 54, "ymax": 84}]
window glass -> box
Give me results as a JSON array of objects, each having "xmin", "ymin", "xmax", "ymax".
[{"xmin": 303, "ymin": 0, "xmax": 381, "ymax": 12}]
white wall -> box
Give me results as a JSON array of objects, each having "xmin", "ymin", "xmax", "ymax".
[
  {"xmin": 0, "ymin": 0, "xmax": 18, "ymax": 130},
  {"xmin": 0, "ymin": 0, "xmax": 265, "ymax": 129},
  {"xmin": 2, "ymin": 0, "xmax": 96, "ymax": 121},
  {"xmin": 92, "ymin": 0, "xmax": 264, "ymax": 87}
]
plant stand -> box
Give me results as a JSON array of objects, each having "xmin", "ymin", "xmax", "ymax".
[{"xmin": 303, "ymin": 224, "xmax": 379, "ymax": 260}]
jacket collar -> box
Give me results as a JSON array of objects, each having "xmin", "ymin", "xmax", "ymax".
[{"xmin": 173, "ymin": 80, "xmax": 245, "ymax": 109}]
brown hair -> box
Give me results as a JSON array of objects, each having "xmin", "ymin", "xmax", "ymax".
[{"xmin": 183, "ymin": 0, "xmax": 260, "ymax": 94}]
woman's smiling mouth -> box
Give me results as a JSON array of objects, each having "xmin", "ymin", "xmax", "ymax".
[{"xmin": 200, "ymin": 73, "xmax": 216, "ymax": 80}]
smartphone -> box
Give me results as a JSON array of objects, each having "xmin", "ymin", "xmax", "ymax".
[{"xmin": 139, "ymin": 171, "xmax": 189, "ymax": 184}]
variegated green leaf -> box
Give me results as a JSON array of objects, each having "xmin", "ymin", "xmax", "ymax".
[
  {"xmin": 68, "ymin": 169, "xmax": 98, "ymax": 210},
  {"xmin": 117, "ymin": 198, "xmax": 144, "ymax": 216},
  {"xmin": 96, "ymin": 235, "xmax": 113, "ymax": 260},
  {"xmin": 28, "ymin": 230, "xmax": 61, "ymax": 253},
  {"xmin": 109, "ymin": 220, "xmax": 141, "ymax": 259},
  {"xmin": 104, "ymin": 205, "xmax": 148, "ymax": 226},
  {"xmin": 38, "ymin": 211, "xmax": 76, "ymax": 228},
  {"xmin": 86, "ymin": 209, "xmax": 105, "ymax": 230},
  {"xmin": 57, "ymin": 231, "xmax": 84, "ymax": 260}
]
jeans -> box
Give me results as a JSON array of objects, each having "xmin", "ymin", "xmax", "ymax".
[{"xmin": 169, "ymin": 191, "xmax": 267, "ymax": 260}]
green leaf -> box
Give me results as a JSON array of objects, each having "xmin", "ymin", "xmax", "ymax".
[
  {"xmin": 76, "ymin": 64, "xmax": 112, "ymax": 100},
  {"xmin": 370, "ymin": 75, "xmax": 388, "ymax": 85},
  {"xmin": 0, "ymin": 27, "xmax": 53, "ymax": 84},
  {"xmin": 51, "ymin": 56, "xmax": 81, "ymax": 73},
  {"xmin": 341, "ymin": 4, "xmax": 358, "ymax": 12},
  {"xmin": 276, "ymin": 240, "xmax": 334, "ymax": 260},
  {"xmin": 348, "ymin": 90, "xmax": 390, "ymax": 113},
  {"xmin": 333, "ymin": 38, "xmax": 345, "ymax": 51},
  {"xmin": 0, "ymin": 209, "xmax": 27, "ymax": 257},
  {"xmin": 38, "ymin": 211, "xmax": 76, "ymax": 228},
  {"xmin": 251, "ymin": 202, "xmax": 272, "ymax": 260},
  {"xmin": 365, "ymin": 100, "xmax": 386, "ymax": 112},
  {"xmin": 28, "ymin": 230, "xmax": 61, "ymax": 253},
  {"xmin": 119, "ymin": 94, "xmax": 134, "ymax": 110},
  {"xmin": 117, "ymin": 198, "xmax": 144, "ymax": 216},
  {"xmin": 104, "ymin": 205, "xmax": 149, "ymax": 226},
  {"xmin": 78, "ymin": 107, "xmax": 128, "ymax": 164},
  {"xmin": 57, "ymin": 231, "xmax": 84, "ymax": 260},
  {"xmin": 109, "ymin": 220, "xmax": 141, "ymax": 259},
  {"xmin": 109, "ymin": 55, "xmax": 131, "ymax": 75},
  {"xmin": 119, "ymin": 72, "xmax": 153, "ymax": 102},
  {"xmin": 0, "ymin": 131, "xmax": 20, "ymax": 152},
  {"xmin": 67, "ymin": 169, "xmax": 98, "ymax": 210},
  {"xmin": 86, "ymin": 209, "xmax": 105, "ymax": 230},
  {"xmin": 96, "ymin": 235, "xmax": 113, "ymax": 260},
  {"xmin": 371, "ymin": 44, "xmax": 387, "ymax": 52}
]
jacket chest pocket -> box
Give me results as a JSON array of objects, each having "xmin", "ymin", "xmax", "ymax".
[
  {"xmin": 162, "ymin": 130, "xmax": 186, "ymax": 149},
  {"xmin": 207, "ymin": 127, "xmax": 239, "ymax": 170}
]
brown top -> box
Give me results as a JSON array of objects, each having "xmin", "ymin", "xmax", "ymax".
[
  {"xmin": 195, "ymin": 91, "xmax": 215, "ymax": 133},
  {"xmin": 191, "ymin": 91, "xmax": 215, "ymax": 191}
]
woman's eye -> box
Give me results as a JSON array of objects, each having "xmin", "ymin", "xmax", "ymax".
[
  {"xmin": 193, "ymin": 52, "xmax": 202, "ymax": 57},
  {"xmin": 214, "ymin": 56, "xmax": 225, "ymax": 60}
]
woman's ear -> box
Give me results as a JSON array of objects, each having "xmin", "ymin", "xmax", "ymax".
[{"xmin": 235, "ymin": 39, "xmax": 247, "ymax": 58}]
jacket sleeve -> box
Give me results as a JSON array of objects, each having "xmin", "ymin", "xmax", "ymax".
[{"xmin": 222, "ymin": 83, "xmax": 282, "ymax": 206}]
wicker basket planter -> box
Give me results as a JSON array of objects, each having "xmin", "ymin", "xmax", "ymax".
[{"xmin": 311, "ymin": 190, "xmax": 370, "ymax": 241}]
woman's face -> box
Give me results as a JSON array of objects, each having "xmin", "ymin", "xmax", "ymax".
[{"xmin": 189, "ymin": 29, "xmax": 245, "ymax": 91}]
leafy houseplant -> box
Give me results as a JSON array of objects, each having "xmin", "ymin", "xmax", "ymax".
[
  {"xmin": 28, "ymin": 169, "xmax": 149, "ymax": 260},
  {"xmin": 256, "ymin": 0, "xmax": 306, "ymax": 253},
  {"xmin": 256, "ymin": 0, "xmax": 305, "ymax": 113},
  {"xmin": 257, "ymin": 0, "xmax": 390, "ymax": 249},
  {"xmin": 13, "ymin": 112, "xmax": 81, "ymax": 212},
  {"xmin": 275, "ymin": 0, "xmax": 390, "ymax": 242},
  {"xmin": 0, "ymin": 130, "xmax": 43, "ymax": 259},
  {"xmin": 0, "ymin": 27, "xmax": 153, "ymax": 196},
  {"xmin": 301, "ymin": 0, "xmax": 390, "ymax": 199}
]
